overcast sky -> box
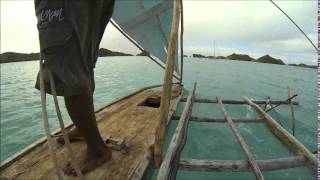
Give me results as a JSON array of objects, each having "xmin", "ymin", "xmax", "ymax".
[{"xmin": 0, "ymin": 0, "xmax": 317, "ymax": 65}]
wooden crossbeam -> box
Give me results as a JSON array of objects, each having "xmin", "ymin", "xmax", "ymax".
[
  {"xmin": 244, "ymin": 96, "xmax": 317, "ymax": 167},
  {"xmin": 157, "ymin": 82, "xmax": 197, "ymax": 180},
  {"xmin": 181, "ymin": 98, "xmax": 299, "ymax": 105},
  {"xmin": 172, "ymin": 115, "xmax": 263, "ymax": 123},
  {"xmin": 179, "ymin": 153, "xmax": 317, "ymax": 172},
  {"xmin": 217, "ymin": 97, "xmax": 264, "ymax": 180}
]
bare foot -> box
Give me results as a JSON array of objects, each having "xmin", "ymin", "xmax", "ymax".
[
  {"xmin": 56, "ymin": 127, "xmax": 84, "ymax": 144},
  {"xmin": 63, "ymin": 146, "xmax": 112, "ymax": 176}
]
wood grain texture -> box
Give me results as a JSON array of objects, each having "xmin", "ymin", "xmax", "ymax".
[
  {"xmin": 1, "ymin": 85, "xmax": 182, "ymax": 180},
  {"xmin": 157, "ymin": 82, "xmax": 196, "ymax": 180},
  {"xmin": 179, "ymin": 153, "xmax": 317, "ymax": 172},
  {"xmin": 172, "ymin": 116, "xmax": 263, "ymax": 123},
  {"xmin": 181, "ymin": 98, "xmax": 299, "ymax": 105},
  {"xmin": 244, "ymin": 96, "xmax": 317, "ymax": 167},
  {"xmin": 154, "ymin": 0, "xmax": 181, "ymax": 167}
]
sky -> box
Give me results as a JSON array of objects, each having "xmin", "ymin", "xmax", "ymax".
[{"xmin": 0, "ymin": 0, "xmax": 318, "ymax": 65}]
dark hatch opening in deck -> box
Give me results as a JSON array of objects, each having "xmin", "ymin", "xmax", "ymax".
[{"xmin": 139, "ymin": 96, "xmax": 161, "ymax": 108}]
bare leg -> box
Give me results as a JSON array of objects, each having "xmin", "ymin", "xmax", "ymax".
[
  {"xmin": 56, "ymin": 127, "xmax": 84, "ymax": 144},
  {"xmin": 63, "ymin": 93, "xmax": 112, "ymax": 176}
]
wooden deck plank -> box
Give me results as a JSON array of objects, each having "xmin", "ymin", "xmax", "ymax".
[{"xmin": 1, "ymin": 85, "xmax": 182, "ymax": 180}]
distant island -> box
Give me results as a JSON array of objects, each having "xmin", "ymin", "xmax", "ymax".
[
  {"xmin": 288, "ymin": 63, "xmax": 317, "ymax": 69},
  {"xmin": 227, "ymin": 53, "xmax": 255, "ymax": 61},
  {"xmin": 0, "ymin": 48, "xmax": 133, "ymax": 63},
  {"xmin": 98, "ymin": 48, "xmax": 133, "ymax": 57},
  {"xmin": 192, "ymin": 53, "xmax": 285, "ymax": 65}
]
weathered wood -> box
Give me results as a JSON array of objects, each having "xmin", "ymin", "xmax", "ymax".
[
  {"xmin": 179, "ymin": 153, "xmax": 318, "ymax": 172},
  {"xmin": 181, "ymin": 98, "xmax": 299, "ymax": 105},
  {"xmin": 128, "ymin": 151, "xmax": 152, "ymax": 180},
  {"xmin": 0, "ymin": 83, "xmax": 178, "ymax": 171},
  {"xmin": 1, "ymin": 85, "xmax": 182, "ymax": 180},
  {"xmin": 172, "ymin": 116, "xmax": 263, "ymax": 123},
  {"xmin": 288, "ymin": 87, "xmax": 296, "ymax": 136},
  {"xmin": 157, "ymin": 82, "xmax": 196, "ymax": 180},
  {"xmin": 244, "ymin": 96, "xmax": 317, "ymax": 167},
  {"xmin": 154, "ymin": 0, "xmax": 181, "ymax": 167},
  {"xmin": 179, "ymin": 0, "xmax": 184, "ymax": 85},
  {"xmin": 217, "ymin": 97, "xmax": 264, "ymax": 180}
]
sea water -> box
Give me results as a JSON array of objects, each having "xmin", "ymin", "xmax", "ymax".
[{"xmin": 0, "ymin": 57, "xmax": 317, "ymax": 179}]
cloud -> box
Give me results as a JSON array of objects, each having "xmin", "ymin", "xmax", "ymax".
[
  {"xmin": 181, "ymin": 0, "xmax": 317, "ymax": 64},
  {"xmin": 0, "ymin": 0, "xmax": 317, "ymax": 64},
  {"xmin": 0, "ymin": 1, "xmax": 39, "ymax": 53}
]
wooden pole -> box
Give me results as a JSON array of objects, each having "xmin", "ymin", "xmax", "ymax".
[
  {"xmin": 154, "ymin": 0, "xmax": 181, "ymax": 167},
  {"xmin": 179, "ymin": 153, "xmax": 318, "ymax": 172},
  {"xmin": 217, "ymin": 97, "xmax": 264, "ymax": 180},
  {"xmin": 244, "ymin": 96, "xmax": 317, "ymax": 167},
  {"xmin": 287, "ymin": 87, "xmax": 296, "ymax": 136},
  {"xmin": 179, "ymin": 0, "xmax": 184, "ymax": 85},
  {"xmin": 157, "ymin": 82, "xmax": 196, "ymax": 180},
  {"xmin": 181, "ymin": 98, "xmax": 299, "ymax": 105},
  {"xmin": 172, "ymin": 116, "xmax": 264, "ymax": 123}
]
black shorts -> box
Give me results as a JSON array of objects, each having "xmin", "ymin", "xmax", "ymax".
[{"xmin": 34, "ymin": 0, "xmax": 115, "ymax": 96}]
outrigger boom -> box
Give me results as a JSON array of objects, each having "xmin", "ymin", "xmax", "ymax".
[{"xmin": 157, "ymin": 82, "xmax": 316, "ymax": 180}]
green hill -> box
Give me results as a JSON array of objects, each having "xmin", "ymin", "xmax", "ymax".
[
  {"xmin": 255, "ymin": 55, "xmax": 285, "ymax": 65},
  {"xmin": 289, "ymin": 63, "xmax": 316, "ymax": 69},
  {"xmin": 193, "ymin": 54, "xmax": 207, "ymax": 58},
  {"xmin": 98, "ymin": 48, "xmax": 133, "ymax": 57},
  {"xmin": 0, "ymin": 52, "xmax": 39, "ymax": 63},
  {"xmin": 226, "ymin": 53, "xmax": 255, "ymax": 61},
  {"xmin": 1, "ymin": 48, "xmax": 133, "ymax": 63}
]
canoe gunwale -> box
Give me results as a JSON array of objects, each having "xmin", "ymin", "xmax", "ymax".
[
  {"xmin": 0, "ymin": 83, "xmax": 182, "ymax": 171},
  {"xmin": 129, "ymin": 89, "xmax": 183, "ymax": 180}
]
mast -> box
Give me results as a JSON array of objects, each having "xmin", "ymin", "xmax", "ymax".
[
  {"xmin": 213, "ymin": 41, "xmax": 216, "ymax": 58},
  {"xmin": 154, "ymin": 0, "xmax": 181, "ymax": 167}
]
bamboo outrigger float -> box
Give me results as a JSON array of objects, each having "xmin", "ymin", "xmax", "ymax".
[
  {"xmin": 0, "ymin": 0, "xmax": 317, "ymax": 179},
  {"xmin": 157, "ymin": 82, "xmax": 317, "ymax": 180}
]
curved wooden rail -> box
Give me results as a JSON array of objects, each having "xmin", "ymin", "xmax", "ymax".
[{"xmin": 157, "ymin": 82, "xmax": 197, "ymax": 180}]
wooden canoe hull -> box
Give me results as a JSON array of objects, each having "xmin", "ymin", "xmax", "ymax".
[{"xmin": 1, "ymin": 84, "xmax": 182, "ymax": 180}]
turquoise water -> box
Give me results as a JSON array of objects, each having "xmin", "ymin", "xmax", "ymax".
[{"xmin": 0, "ymin": 57, "xmax": 317, "ymax": 179}]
